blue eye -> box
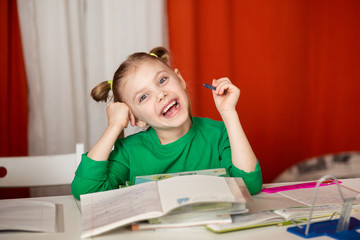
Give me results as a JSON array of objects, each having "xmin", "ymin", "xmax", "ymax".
[
  {"xmin": 159, "ymin": 77, "xmax": 167, "ymax": 84},
  {"xmin": 140, "ymin": 95, "xmax": 147, "ymax": 102}
]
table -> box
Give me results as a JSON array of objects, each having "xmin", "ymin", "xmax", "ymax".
[{"xmin": 1, "ymin": 179, "xmax": 359, "ymax": 240}]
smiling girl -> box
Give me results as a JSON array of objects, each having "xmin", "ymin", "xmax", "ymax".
[{"xmin": 71, "ymin": 47, "xmax": 262, "ymax": 200}]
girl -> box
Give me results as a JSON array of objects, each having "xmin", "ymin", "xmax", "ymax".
[{"xmin": 71, "ymin": 47, "xmax": 262, "ymax": 200}]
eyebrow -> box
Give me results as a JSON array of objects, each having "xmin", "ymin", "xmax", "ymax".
[{"xmin": 132, "ymin": 70, "xmax": 168, "ymax": 102}]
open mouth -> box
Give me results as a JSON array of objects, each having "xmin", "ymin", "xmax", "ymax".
[{"xmin": 161, "ymin": 100, "xmax": 180, "ymax": 117}]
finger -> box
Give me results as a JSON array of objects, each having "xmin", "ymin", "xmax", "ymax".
[
  {"xmin": 215, "ymin": 82, "xmax": 231, "ymax": 95},
  {"xmin": 213, "ymin": 78, "xmax": 231, "ymax": 94},
  {"xmin": 213, "ymin": 77, "xmax": 231, "ymax": 86},
  {"xmin": 106, "ymin": 102, "xmax": 113, "ymax": 110},
  {"xmin": 129, "ymin": 109, "xmax": 136, "ymax": 126}
]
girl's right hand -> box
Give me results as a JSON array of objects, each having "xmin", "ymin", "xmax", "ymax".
[
  {"xmin": 87, "ymin": 102, "xmax": 135, "ymax": 161},
  {"xmin": 106, "ymin": 102, "xmax": 136, "ymax": 131}
]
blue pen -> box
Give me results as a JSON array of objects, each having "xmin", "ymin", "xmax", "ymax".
[{"xmin": 203, "ymin": 84, "xmax": 216, "ymax": 90}]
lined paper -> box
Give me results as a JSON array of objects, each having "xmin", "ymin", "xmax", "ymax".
[
  {"xmin": 81, "ymin": 181, "xmax": 163, "ymax": 238},
  {"xmin": 0, "ymin": 199, "xmax": 56, "ymax": 232}
]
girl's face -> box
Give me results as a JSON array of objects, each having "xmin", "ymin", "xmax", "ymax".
[{"xmin": 119, "ymin": 60, "xmax": 191, "ymax": 131}]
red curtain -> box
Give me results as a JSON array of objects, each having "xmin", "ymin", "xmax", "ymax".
[
  {"xmin": 0, "ymin": 0, "xmax": 29, "ymax": 198},
  {"xmin": 168, "ymin": 0, "xmax": 360, "ymax": 183}
]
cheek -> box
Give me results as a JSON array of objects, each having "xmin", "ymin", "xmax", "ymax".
[
  {"xmin": 144, "ymin": 106, "xmax": 156, "ymax": 116},
  {"xmin": 135, "ymin": 105, "xmax": 155, "ymax": 120}
]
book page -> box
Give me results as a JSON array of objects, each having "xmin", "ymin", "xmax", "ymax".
[
  {"xmin": 132, "ymin": 213, "xmax": 232, "ymax": 231},
  {"xmin": 157, "ymin": 175, "xmax": 239, "ymax": 213},
  {"xmin": 277, "ymin": 184, "xmax": 359, "ymax": 206},
  {"xmin": 342, "ymin": 178, "xmax": 360, "ymax": 194},
  {"xmin": 207, "ymin": 211, "xmax": 284, "ymax": 232},
  {"xmin": 81, "ymin": 181, "xmax": 163, "ymax": 238},
  {"xmin": 273, "ymin": 205, "xmax": 343, "ymax": 221},
  {"xmin": 226, "ymin": 177, "xmax": 253, "ymax": 202},
  {"xmin": 0, "ymin": 199, "xmax": 56, "ymax": 232},
  {"xmin": 135, "ymin": 168, "xmax": 227, "ymax": 184}
]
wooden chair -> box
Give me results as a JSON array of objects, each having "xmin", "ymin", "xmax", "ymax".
[{"xmin": 0, "ymin": 143, "xmax": 84, "ymax": 197}]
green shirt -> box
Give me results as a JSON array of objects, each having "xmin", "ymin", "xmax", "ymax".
[{"xmin": 71, "ymin": 117, "xmax": 262, "ymax": 200}]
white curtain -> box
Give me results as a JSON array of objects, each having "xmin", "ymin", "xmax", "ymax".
[{"xmin": 17, "ymin": 0, "xmax": 168, "ymax": 156}]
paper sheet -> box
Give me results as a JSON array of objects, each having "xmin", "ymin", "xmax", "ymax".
[
  {"xmin": 277, "ymin": 184, "xmax": 359, "ymax": 206},
  {"xmin": 80, "ymin": 181, "xmax": 163, "ymax": 238},
  {"xmin": 157, "ymin": 175, "xmax": 236, "ymax": 213},
  {"xmin": 0, "ymin": 199, "xmax": 56, "ymax": 232},
  {"xmin": 273, "ymin": 205, "xmax": 343, "ymax": 220}
]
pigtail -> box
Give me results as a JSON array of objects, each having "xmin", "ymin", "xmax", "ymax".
[
  {"xmin": 90, "ymin": 81, "xmax": 112, "ymax": 102},
  {"xmin": 149, "ymin": 47, "xmax": 170, "ymax": 66}
]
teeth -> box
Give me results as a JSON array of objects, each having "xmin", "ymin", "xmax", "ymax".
[{"xmin": 162, "ymin": 101, "xmax": 177, "ymax": 114}]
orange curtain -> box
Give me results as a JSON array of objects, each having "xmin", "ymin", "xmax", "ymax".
[
  {"xmin": 168, "ymin": 0, "xmax": 360, "ymax": 183},
  {"xmin": 0, "ymin": 0, "xmax": 29, "ymax": 198}
]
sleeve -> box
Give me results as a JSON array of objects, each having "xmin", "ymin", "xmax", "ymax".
[
  {"xmin": 218, "ymin": 124, "xmax": 263, "ymax": 195},
  {"xmin": 71, "ymin": 139, "xmax": 130, "ymax": 200}
]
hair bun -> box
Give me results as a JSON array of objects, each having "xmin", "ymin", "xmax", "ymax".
[
  {"xmin": 90, "ymin": 81, "xmax": 112, "ymax": 102},
  {"xmin": 150, "ymin": 47, "xmax": 170, "ymax": 65}
]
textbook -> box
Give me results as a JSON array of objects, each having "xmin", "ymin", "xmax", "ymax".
[
  {"xmin": 134, "ymin": 168, "xmax": 228, "ymax": 185},
  {"xmin": 131, "ymin": 212, "xmax": 234, "ymax": 231},
  {"xmin": 206, "ymin": 205, "xmax": 345, "ymax": 233},
  {"xmin": 80, "ymin": 175, "xmax": 252, "ymax": 238},
  {"xmin": 131, "ymin": 202, "xmax": 249, "ymax": 231}
]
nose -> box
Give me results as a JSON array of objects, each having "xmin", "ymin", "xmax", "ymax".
[{"xmin": 156, "ymin": 89, "xmax": 168, "ymax": 102}]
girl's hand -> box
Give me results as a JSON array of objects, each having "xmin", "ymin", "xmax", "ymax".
[
  {"xmin": 106, "ymin": 102, "xmax": 135, "ymax": 131},
  {"xmin": 87, "ymin": 102, "xmax": 135, "ymax": 161},
  {"xmin": 212, "ymin": 78, "xmax": 240, "ymax": 114}
]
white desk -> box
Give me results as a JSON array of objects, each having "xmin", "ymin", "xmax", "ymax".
[{"xmin": 1, "ymin": 179, "xmax": 359, "ymax": 240}]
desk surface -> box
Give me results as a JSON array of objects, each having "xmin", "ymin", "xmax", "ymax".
[{"xmin": 1, "ymin": 179, "xmax": 360, "ymax": 240}]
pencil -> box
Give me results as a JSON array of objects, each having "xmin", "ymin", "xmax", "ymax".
[{"xmin": 203, "ymin": 84, "xmax": 216, "ymax": 90}]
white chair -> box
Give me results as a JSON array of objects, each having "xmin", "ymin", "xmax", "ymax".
[
  {"xmin": 273, "ymin": 151, "xmax": 360, "ymax": 183},
  {"xmin": 0, "ymin": 143, "xmax": 84, "ymax": 195}
]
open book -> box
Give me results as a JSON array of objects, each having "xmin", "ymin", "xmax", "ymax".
[
  {"xmin": 134, "ymin": 168, "xmax": 228, "ymax": 185},
  {"xmin": 131, "ymin": 202, "xmax": 249, "ymax": 231},
  {"xmin": 206, "ymin": 205, "xmax": 345, "ymax": 233},
  {"xmin": 80, "ymin": 175, "xmax": 252, "ymax": 238},
  {"xmin": 131, "ymin": 212, "xmax": 234, "ymax": 231},
  {"xmin": 0, "ymin": 199, "xmax": 57, "ymax": 232}
]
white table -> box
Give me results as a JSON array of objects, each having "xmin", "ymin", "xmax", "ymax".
[{"xmin": 1, "ymin": 179, "xmax": 359, "ymax": 240}]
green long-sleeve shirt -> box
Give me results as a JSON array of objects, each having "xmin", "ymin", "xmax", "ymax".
[{"xmin": 71, "ymin": 117, "xmax": 262, "ymax": 200}]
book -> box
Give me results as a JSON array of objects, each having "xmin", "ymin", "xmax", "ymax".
[
  {"xmin": 80, "ymin": 175, "xmax": 252, "ymax": 238},
  {"xmin": 206, "ymin": 205, "xmax": 345, "ymax": 233},
  {"xmin": 0, "ymin": 199, "xmax": 57, "ymax": 232},
  {"xmin": 134, "ymin": 168, "xmax": 228, "ymax": 185},
  {"xmin": 131, "ymin": 202, "xmax": 249, "ymax": 231},
  {"xmin": 131, "ymin": 212, "xmax": 234, "ymax": 231}
]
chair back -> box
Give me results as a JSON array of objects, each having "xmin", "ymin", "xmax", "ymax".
[
  {"xmin": 273, "ymin": 151, "xmax": 360, "ymax": 183},
  {"xmin": 0, "ymin": 143, "xmax": 84, "ymax": 187}
]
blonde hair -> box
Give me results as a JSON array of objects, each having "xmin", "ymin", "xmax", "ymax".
[{"xmin": 91, "ymin": 47, "xmax": 171, "ymax": 103}]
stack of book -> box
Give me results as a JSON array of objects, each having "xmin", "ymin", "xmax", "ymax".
[
  {"xmin": 79, "ymin": 170, "xmax": 359, "ymax": 239},
  {"xmin": 80, "ymin": 170, "xmax": 252, "ymax": 238}
]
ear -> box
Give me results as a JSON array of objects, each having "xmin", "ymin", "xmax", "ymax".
[
  {"xmin": 135, "ymin": 119, "xmax": 147, "ymax": 128},
  {"xmin": 174, "ymin": 68, "xmax": 186, "ymax": 89}
]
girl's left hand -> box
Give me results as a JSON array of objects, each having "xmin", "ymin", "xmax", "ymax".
[{"xmin": 212, "ymin": 78, "xmax": 240, "ymax": 114}]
